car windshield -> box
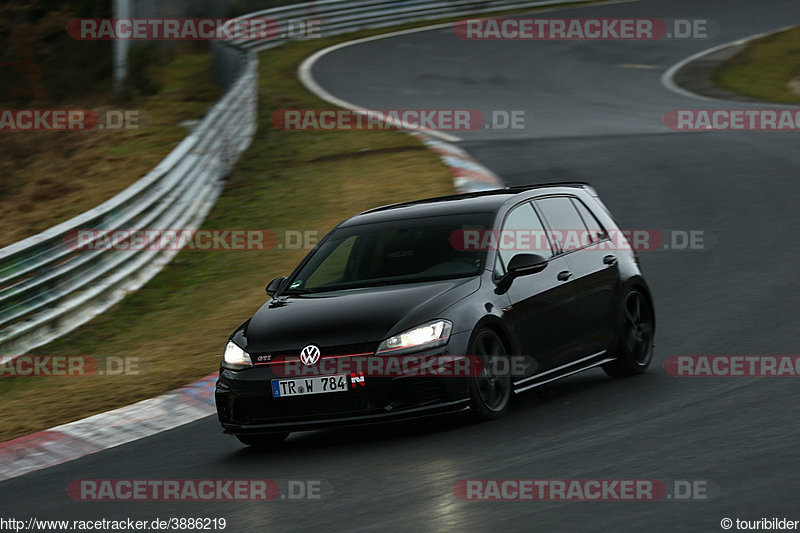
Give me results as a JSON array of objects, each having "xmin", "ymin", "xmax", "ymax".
[{"xmin": 285, "ymin": 212, "xmax": 493, "ymax": 293}]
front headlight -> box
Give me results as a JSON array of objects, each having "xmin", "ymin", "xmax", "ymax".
[
  {"xmin": 222, "ymin": 341, "xmax": 253, "ymax": 369},
  {"xmin": 376, "ymin": 320, "xmax": 453, "ymax": 355}
]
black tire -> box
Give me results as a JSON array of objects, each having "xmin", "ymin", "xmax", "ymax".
[
  {"xmin": 603, "ymin": 288, "xmax": 654, "ymax": 377},
  {"xmin": 468, "ymin": 328, "xmax": 512, "ymax": 420},
  {"xmin": 235, "ymin": 432, "xmax": 290, "ymax": 448}
]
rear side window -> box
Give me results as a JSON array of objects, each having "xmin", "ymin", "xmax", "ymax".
[
  {"xmin": 571, "ymin": 198, "xmax": 607, "ymax": 244},
  {"xmin": 535, "ymin": 196, "xmax": 591, "ymax": 253}
]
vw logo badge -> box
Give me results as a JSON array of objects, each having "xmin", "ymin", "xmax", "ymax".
[{"xmin": 300, "ymin": 344, "xmax": 321, "ymax": 366}]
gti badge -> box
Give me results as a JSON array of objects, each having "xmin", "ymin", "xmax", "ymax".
[{"xmin": 299, "ymin": 344, "xmax": 321, "ymax": 366}]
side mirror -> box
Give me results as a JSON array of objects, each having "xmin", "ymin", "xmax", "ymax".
[
  {"xmin": 496, "ymin": 254, "xmax": 548, "ymax": 294},
  {"xmin": 507, "ymin": 253, "xmax": 548, "ymax": 276},
  {"xmin": 266, "ymin": 276, "xmax": 288, "ymax": 297}
]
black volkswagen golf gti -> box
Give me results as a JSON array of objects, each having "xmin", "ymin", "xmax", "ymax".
[{"xmin": 215, "ymin": 183, "xmax": 655, "ymax": 446}]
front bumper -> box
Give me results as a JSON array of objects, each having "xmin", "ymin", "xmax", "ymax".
[{"xmin": 215, "ymin": 331, "xmax": 473, "ymax": 434}]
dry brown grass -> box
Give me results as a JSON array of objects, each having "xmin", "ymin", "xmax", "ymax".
[{"xmin": 0, "ymin": 52, "xmax": 222, "ymax": 247}]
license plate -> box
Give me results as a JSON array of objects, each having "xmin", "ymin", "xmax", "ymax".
[{"xmin": 271, "ymin": 374, "xmax": 349, "ymax": 398}]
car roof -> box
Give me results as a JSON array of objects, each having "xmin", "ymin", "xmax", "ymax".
[{"xmin": 339, "ymin": 182, "xmax": 595, "ymax": 227}]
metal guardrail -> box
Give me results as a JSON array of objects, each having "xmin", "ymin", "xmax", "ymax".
[
  {"xmin": 1, "ymin": 0, "xmax": 575, "ymax": 357},
  {"xmin": 0, "ymin": 51, "xmax": 258, "ymax": 357},
  {"xmin": 227, "ymin": 0, "xmax": 580, "ymax": 52}
]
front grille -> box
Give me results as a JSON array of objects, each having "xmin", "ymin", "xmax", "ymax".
[{"xmin": 252, "ymin": 341, "xmax": 379, "ymax": 365}]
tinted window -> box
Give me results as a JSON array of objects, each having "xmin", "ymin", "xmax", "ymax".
[
  {"xmin": 305, "ymin": 235, "xmax": 356, "ymax": 288},
  {"xmin": 571, "ymin": 198, "xmax": 607, "ymax": 244},
  {"xmin": 287, "ymin": 213, "xmax": 492, "ymax": 293},
  {"xmin": 498, "ymin": 201, "xmax": 553, "ymax": 268},
  {"xmin": 535, "ymin": 196, "xmax": 590, "ymax": 253}
]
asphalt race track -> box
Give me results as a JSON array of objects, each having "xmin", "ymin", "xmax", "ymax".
[{"xmin": 3, "ymin": 0, "xmax": 799, "ymax": 531}]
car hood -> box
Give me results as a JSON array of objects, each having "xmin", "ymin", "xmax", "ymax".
[{"xmin": 236, "ymin": 277, "xmax": 481, "ymax": 353}]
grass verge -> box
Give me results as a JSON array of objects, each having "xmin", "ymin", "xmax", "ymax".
[
  {"xmin": 0, "ymin": 50, "xmax": 223, "ymax": 248},
  {"xmin": 713, "ymin": 26, "xmax": 800, "ymax": 104}
]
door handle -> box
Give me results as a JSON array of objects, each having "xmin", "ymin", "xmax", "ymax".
[
  {"xmin": 557, "ymin": 270, "xmax": 572, "ymax": 281},
  {"xmin": 603, "ymin": 255, "xmax": 617, "ymax": 266}
]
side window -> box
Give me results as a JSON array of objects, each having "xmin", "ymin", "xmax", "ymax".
[
  {"xmin": 571, "ymin": 198, "xmax": 607, "ymax": 244},
  {"xmin": 535, "ymin": 196, "xmax": 590, "ymax": 253},
  {"xmin": 498, "ymin": 201, "xmax": 553, "ymax": 269}
]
